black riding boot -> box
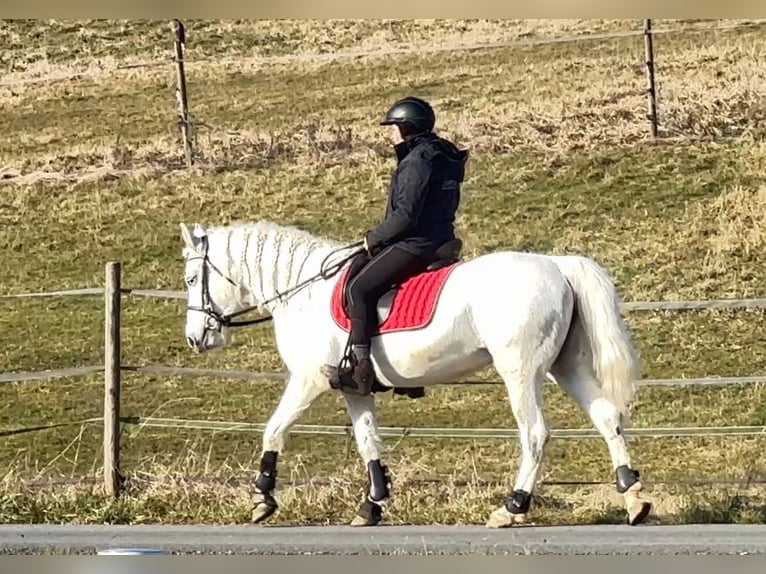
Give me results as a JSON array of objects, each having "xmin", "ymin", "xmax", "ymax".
[{"xmin": 351, "ymin": 344, "xmax": 375, "ymax": 396}]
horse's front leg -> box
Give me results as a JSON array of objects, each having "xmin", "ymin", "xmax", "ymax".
[
  {"xmin": 344, "ymin": 392, "xmax": 391, "ymax": 526},
  {"xmin": 251, "ymin": 370, "xmax": 328, "ymax": 524}
]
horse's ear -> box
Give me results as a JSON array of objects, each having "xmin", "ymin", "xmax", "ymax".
[{"xmin": 180, "ymin": 222, "xmax": 200, "ymax": 251}]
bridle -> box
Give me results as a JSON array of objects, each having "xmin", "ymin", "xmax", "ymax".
[{"xmin": 185, "ymin": 235, "xmax": 364, "ymax": 335}]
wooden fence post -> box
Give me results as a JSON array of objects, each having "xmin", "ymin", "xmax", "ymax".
[
  {"xmin": 643, "ymin": 19, "xmax": 659, "ymax": 137},
  {"xmin": 172, "ymin": 19, "xmax": 193, "ymax": 167},
  {"xmin": 104, "ymin": 261, "xmax": 122, "ymax": 498}
]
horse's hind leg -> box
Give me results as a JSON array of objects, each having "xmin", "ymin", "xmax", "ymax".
[
  {"xmin": 485, "ymin": 348, "xmax": 553, "ymax": 528},
  {"xmin": 550, "ymin": 324, "xmax": 652, "ymax": 525}
]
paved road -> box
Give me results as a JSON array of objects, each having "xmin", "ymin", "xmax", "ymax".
[{"xmin": 1, "ymin": 523, "xmax": 766, "ymax": 555}]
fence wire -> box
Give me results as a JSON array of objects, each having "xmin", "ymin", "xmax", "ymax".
[
  {"xmin": 5, "ymin": 285, "xmax": 766, "ymax": 311},
  {"xmin": 3, "ymin": 363, "xmax": 766, "ymax": 388},
  {"xmin": 0, "ymin": 58, "xmax": 175, "ymax": 88},
  {"xmin": 119, "ymin": 416, "xmax": 766, "ymax": 440},
  {"xmin": 4, "ymin": 415, "xmax": 766, "ymax": 441},
  {"xmin": 12, "ymin": 473, "xmax": 766, "ymax": 489},
  {"xmin": 0, "ymin": 417, "xmax": 100, "ymax": 438}
]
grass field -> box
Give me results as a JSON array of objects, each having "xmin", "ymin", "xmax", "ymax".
[{"xmin": 2, "ymin": 19, "xmax": 766, "ymax": 527}]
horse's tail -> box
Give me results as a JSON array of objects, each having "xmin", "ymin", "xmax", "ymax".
[{"xmin": 552, "ymin": 255, "xmax": 641, "ymax": 423}]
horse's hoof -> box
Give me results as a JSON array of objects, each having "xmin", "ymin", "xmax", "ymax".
[
  {"xmin": 627, "ymin": 500, "xmax": 652, "ymax": 525},
  {"xmin": 485, "ymin": 505, "xmax": 526, "ymax": 528},
  {"xmin": 251, "ymin": 491, "xmax": 278, "ymax": 524},
  {"xmin": 624, "ymin": 482, "xmax": 652, "ymax": 526},
  {"xmin": 350, "ymin": 514, "xmax": 379, "ymax": 527},
  {"xmin": 350, "ymin": 499, "xmax": 384, "ymax": 527}
]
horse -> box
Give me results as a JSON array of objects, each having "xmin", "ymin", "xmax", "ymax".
[{"xmin": 178, "ymin": 219, "xmax": 652, "ymax": 528}]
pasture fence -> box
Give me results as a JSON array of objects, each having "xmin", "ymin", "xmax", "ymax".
[{"xmin": 2, "ymin": 261, "xmax": 766, "ymax": 496}]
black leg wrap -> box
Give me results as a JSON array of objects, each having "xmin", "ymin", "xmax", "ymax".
[
  {"xmin": 367, "ymin": 460, "xmax": 391, "ymax": 502},
  {"xmin": 615, "ymin": 464, "xmax": 640, "ymax": 494},
  {"xmin": 504, "ymin": 489, "xmax": 532, "ymax": 514},
  {"xmin": 255, "ymin": 450, "xmax": 278, "ymax": 493}
]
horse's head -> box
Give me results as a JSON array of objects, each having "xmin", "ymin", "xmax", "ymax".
[{"xmin": 180, "ymin": 222, "xmax": 241, "ymax": 353}]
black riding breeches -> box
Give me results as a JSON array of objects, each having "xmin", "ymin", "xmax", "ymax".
[{"xmin": 345, "ymin": 245, "xmax": 429, "ymax": 346}]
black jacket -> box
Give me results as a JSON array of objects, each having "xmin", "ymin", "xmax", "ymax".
[{"xmin": 365, "ymin": 132, "xmax": 469, "ymax": 258}]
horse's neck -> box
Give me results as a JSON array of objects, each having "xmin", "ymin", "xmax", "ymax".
[{"xmin": 224, "ymin": 224, "xmax": 340, "ymax": 313}]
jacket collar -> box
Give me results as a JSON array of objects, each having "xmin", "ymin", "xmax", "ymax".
[{"xmin": 393, "ymin": 131, "xmax": 437, "ymax": 163}]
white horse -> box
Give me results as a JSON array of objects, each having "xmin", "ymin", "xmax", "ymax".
[{"xmin": 179, "ymin": 219, "xmax": 652, "ymax": 528}]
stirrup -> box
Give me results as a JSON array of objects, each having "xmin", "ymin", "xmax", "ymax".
[
  {"xmin": 350, "ymin": 359, "xmax": 374, "ymax": 395},
  {"xmin": 328, "ymin": 338, "xmax": 358, "ymax": 392}
]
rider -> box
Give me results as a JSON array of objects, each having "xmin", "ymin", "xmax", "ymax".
[{"xmin": 343, "ymin": 95, "xmax": 470, "ymax": 396}]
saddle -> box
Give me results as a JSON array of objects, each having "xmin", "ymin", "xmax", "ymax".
[
  {"xmin": 340, "ymin": 238, "xmax": 464, "ymax": 400},
  {"xmin": 372, "ymin": 237, "xmax": 463, "ymax": 325},
  {"xmin": 426, "ymin": 237, "xmax": 464, "ymax": 270}
]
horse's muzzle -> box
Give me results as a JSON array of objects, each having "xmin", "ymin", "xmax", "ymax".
[{"xmin": 186, "ymin": 335, "xmax": 205, "ymax": 353}]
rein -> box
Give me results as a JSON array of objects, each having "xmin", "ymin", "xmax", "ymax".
[{"xmin": 186, "ymin": 236, "xmax": 364, "ymax": 332}]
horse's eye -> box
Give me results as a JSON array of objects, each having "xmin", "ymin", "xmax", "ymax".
[{"xmin": 185, "ymin": 276, "xmax": 197, "ymax": 286}]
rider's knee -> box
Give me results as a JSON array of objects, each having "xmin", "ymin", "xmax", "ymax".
[{"xmin": 347, "ymin": 278, "xmax": 372, "ymax": 302}]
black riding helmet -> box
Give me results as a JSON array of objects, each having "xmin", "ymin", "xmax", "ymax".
[{"xmin": 380, "ymin": 96, "xmax": 435, "ymax": 137}]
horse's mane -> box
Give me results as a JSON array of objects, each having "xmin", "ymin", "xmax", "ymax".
[{"xmin": 208, "ymin": 219, "xmax": 345, "ymax": 251}]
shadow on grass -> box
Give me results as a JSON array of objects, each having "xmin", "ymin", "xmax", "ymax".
[{"xmin": 530, "ymin": 487, "xmax": 766, "ymax": 526}]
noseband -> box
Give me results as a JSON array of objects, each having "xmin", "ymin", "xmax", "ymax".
[
  {"xmin": 184, "ymin": 235, "xmax": 259, "ymax": 338},
  {"xmin": 184, "ymin": 235, "xmax": 364, "ymax": 335}
]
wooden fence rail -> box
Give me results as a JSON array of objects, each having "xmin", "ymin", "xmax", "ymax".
[{"xmin": 2, "ymin": 261, "xmax": 766, "ymax": 496}]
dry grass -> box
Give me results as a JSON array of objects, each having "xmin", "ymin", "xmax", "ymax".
[
  {"xmin": 4, "ymin": 372, "xmax": 766, "ymax": 525},
  {"xmin": 5, "ymin": 450, "xmax": 766, "ymax": 526},
  {"xmin": 2, "ymin": 19, "xmax": 748, "ymax": 85},
  {"xmin": 1, "ymin": 19, "xmax": 766, "ymax": 526},
  {"xmin": 683, "ymin": 184, "xmax": 766, "ymax": 267},
  {"xmin": 3, "ymin": 21, "xmax": 766, "ymax": 180}
]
